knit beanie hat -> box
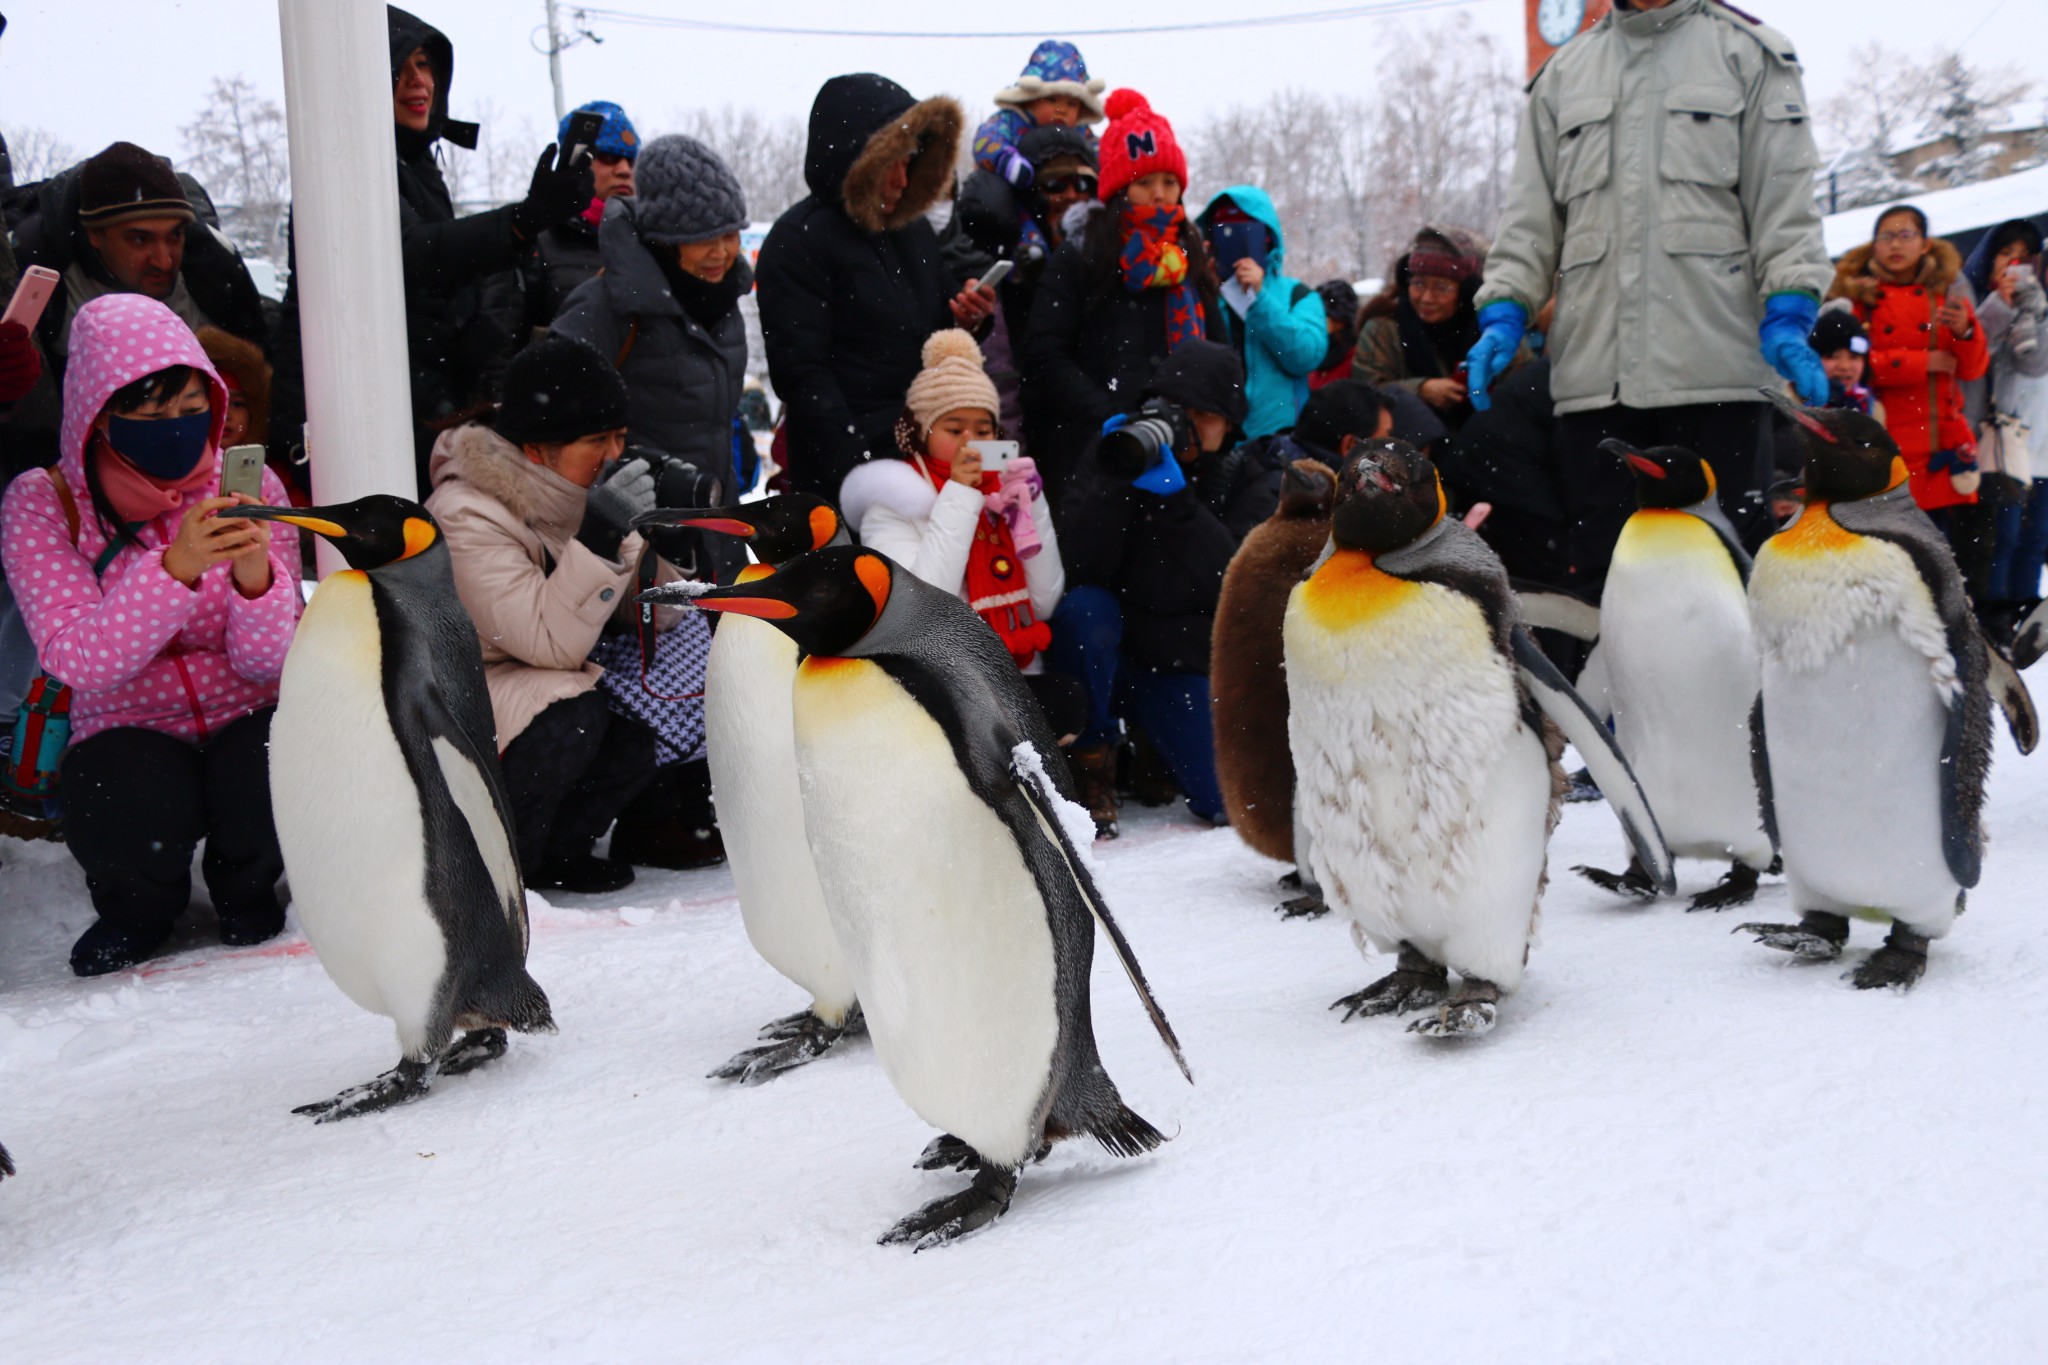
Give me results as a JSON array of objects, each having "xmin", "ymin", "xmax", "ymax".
[
  {"xmin": 993, "ymin": 40, "xmax": 1107, "ymax": 123},
  {"xmin": 1294, "ymin": 380, "xmax": 1387, "ymax": 457},
  {"xmin": 632, "ymin": 134, "xmax": 748, "ymax": 245},
  {"xmin": 77, "ymin": 142, "xmax": 195, "ymax": 229},
  {"xmin": 494, "ymin": 334, "xmax": 629, "ymax": 445},
  {"xmin": 558, "ymin": 100, "xmax": 639, "ymax": 160},
  {"xmin": 1808, "ymin": 307, "xmax": 1869, "ymax": 358},
  {"xmin": 905, "ymin": 330, "xmax": 1000, "ymax": 434},
  {"xmin": 1097, "ymin": 90, "xmax": 1187, "ymax": 202}
]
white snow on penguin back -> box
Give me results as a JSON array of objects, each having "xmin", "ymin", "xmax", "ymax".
[{"xmin": 1012, "ymin": 741, "xmax": 1101, "ymax": 876}]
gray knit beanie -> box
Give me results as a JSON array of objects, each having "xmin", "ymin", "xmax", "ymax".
[{"xmin": 633, "ymin": 134, "xmax": 748, "ymax": 244}]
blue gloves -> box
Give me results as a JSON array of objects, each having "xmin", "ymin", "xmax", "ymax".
[
  {"xmin": 1760, "ymin": 292, "xmax": 1828, "ymax": 405},
  {"xmin": 1464, "ymin": 301, "xmax": 1527, "ymax": 412}
]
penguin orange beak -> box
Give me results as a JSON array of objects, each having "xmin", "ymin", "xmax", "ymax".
[
  {"xmin": 238, "ymin": 505, "xmax": 349, "ymax": 538},
  {"xmin": 1759, "ymin": 386, "xmax": 1839, "ymax": 444},
  {"xmin": 1600, "ymin": 438, "xmax": 1664, "ymax": 480},
  {"xmin": 636, "ymin": 579, "xmax": 798, "ymax": 619},
  {"xmin": 634, "ymin": 506, "xmax": 757, "ymax": 537}
]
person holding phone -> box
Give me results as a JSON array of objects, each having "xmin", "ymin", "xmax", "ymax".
[
  {"xmin": 1194, "ymin": 186, "xmax": 1328, "ymax": 439},
  {"xmin": 0, "ymin": 294, "xmax": 303, "ymax": 976},
  {"xmin": 1355, "ymin": 228, "xmax": 1498, "ymax": 427}
]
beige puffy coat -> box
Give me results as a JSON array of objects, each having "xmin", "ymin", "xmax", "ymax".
[
  {"xmin": 1476, "ymin": 0, "xmax": 1833, "ymax": 414},
  {"xmin": 424, "ymin": 423, "xmax": 649, "ymax": 750}
]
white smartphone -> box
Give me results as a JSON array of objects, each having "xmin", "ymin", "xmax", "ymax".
[
  {"xmin": 968, "ymin": 439, "xmax": 1018, "ymax": 472},
  {"xmin": 220, "ymin": 443, "xmax": 266, "ymax": 500},
  {"xmin": 978, "ymin": 258, "xmax": 1015, "ymax": 290},
  {"xmin": 1, "ymin": 265, "xmax": 59, "ymax": 332}
]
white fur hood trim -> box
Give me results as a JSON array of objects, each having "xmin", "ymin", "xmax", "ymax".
[{"xmin": 839, "ymin": 458, "xmax": 939, "ymax": 535}]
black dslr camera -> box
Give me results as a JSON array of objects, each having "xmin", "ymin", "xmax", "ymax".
[
  {"xmin": 628, "ymin": 443, "xmax": 725, "ymax": 570},
  {"xmin": 1097, "ymin": 398, "xmax": 1194, "ymax": 482}
]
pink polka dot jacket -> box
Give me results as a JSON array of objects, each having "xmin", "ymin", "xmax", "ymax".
[{"xmin": 0, "ymin": 294, "xmax": 302, "ymax": 746}]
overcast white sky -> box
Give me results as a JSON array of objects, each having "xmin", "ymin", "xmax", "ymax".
[{"xmin": 5, "ymin": 0, "xmax": 2044, "ymax": 171}]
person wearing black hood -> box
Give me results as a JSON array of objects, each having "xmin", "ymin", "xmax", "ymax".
[
  {"xmin": 269, "ymin": 5, "xmax": 595, "ymax": 494},
  {"xmin": 1052, "ymin": 338, "xmax": 1263, "ymax": 835},
  {"xmin": 755, "ymin": 74, "xmax": 994, "ymax": 499}
]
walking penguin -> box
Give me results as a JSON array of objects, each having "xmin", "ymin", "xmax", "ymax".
[
  {"xmin": 1211, "ymin": 458, "xmax": 1339, "ymax": 918},
  {"xmin": 1740, "ymin": 394, "xmax": 2036, "ymax": 988},
  {"xmin": 1572, "ymin": 438, "xmax": 1775, "ymax": 909},
  {"xmin": 1285, "ymin": 440, "xmax": 1673, "ymax": 1036},
  {"xmin": 241, "ymin": 496, "xmax": 555, "ymax": 1118},
  {"xmin": 634, "ymin": 494, "xmax": 863, "ymax": 1081},
  {"xmin": 644, "ymin": 547, "xmax": 1190, "ymax": 1248}
]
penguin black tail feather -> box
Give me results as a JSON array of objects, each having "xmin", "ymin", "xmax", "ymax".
[
  {"xmin": 468, "ymin": 967, "xmax": 557, "ymax": 1036},
  {"xmin": 1088, "ymin": 1104, "xmax": 1168, "ymax": 1160}
]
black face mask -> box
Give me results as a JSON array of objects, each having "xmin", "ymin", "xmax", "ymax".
[
  {"xmin": 653, "ymin": 244, "xmax": 747, "ymax": 329},
  {"xmin": 106, "ymin": 411, "xmax": 212, "ymax": 480}
]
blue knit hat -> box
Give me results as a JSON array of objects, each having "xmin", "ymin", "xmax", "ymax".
[
  {"xmin": 558, "ymin": 100, "xmax": 639, "ymax": 160},
  {"xmin": 993, "ymin": 40, "xmax": 1106, "ymax": 123}
]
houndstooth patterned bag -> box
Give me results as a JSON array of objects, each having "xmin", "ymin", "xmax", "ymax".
[{"xmin": 589, "ymin": 609, "xmax": 713, "ymax": 766}]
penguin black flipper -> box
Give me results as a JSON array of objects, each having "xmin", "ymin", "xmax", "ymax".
[
  {"xmin": 2013, "ymin": 599, "xmax": 2048, "ymax": 671},
  {"xmin": 1510, "ymin": 580, "xmax": 1603, "ymax": 642},
  {"xmin": 1832, "ymin": 488, "xmax": 1994, "ymax": 888},
  {"xmin": 1749, "ymin": 695, "xmax": 1779, "ymax": 852},
  {"xmin": 1510, "ymin": 626, "xmax": 1677, "ymax": 894},
  {"xmin": 1986, "ymin": 646, "xmax": 2039, "ymax": 755},
  {"xmin": 1012, "ymin": 748, "xmax": 1192, "ymax": 1083},
  {"xmin": 0, "ymin": 1139, "xmax": 13, "ymax": 1180}
]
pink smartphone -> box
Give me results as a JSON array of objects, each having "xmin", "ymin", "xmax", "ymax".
[{"xmin": 1, "ymin": 266, "xmax": 59, "ymax": 331}]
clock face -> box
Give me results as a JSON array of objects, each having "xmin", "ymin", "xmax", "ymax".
[{"xmin": 1537, "ymin": 0, "xmax": 1587, "ymax": 46}]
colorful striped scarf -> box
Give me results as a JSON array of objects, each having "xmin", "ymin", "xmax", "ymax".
[{"xmin": 1119, "ymin": 203, "xmax": 1206, "ymax": 352}]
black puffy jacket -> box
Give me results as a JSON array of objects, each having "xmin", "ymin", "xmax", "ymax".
[{"xmin": 754, "ymin": 75, "xmax": 963, "ymax": 499}]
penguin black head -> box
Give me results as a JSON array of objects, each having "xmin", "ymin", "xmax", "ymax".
[
  {"xmin": 1601, "ymin": 438, "xmax": 1715, "ymax": 510},
  {"xmin": 640, "ymin": 545, "xmax": 890, "ymax": 657},
  {"xmin": 1329, "ymin": 439, "xmax": 1443, "ymax": 554},
  {"xmin": 633, "ymin": 493, "xmax": 846, "ymax": 568},
  {"xmin": 240, "ymin": 494, "xmax": 441, "ymax": 571},
  {"xmin": 1277, "ymin": 458, "xmax": 1338, "ymax": 521},
  {"xmin": 1761, "ymin": 387, "xmax": 1905, "ymax": 505}
]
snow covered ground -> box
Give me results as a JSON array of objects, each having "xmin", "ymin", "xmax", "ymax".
[{"xmin": 4, "ymin": 728, "xmax": 2047, "ymax": 1363}]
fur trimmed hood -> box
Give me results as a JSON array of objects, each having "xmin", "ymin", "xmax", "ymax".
[
  {"xmin": 428, "ymin": 421, "xmax": 587, "ymax": 538},
  {"xmin": 801, "ymin": 75, "xmax": 962, "ymax": 234},
  {"xmin": 1829, "ymin": 237, "xmax": 1964, "ymax": 308},
  {"xmin": 838, "ymin": 453, "xmax": 937, "ymax": 533}
]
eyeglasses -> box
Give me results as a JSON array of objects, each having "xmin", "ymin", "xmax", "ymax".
[
  {"xmin": 1038, "ymin": 175, "xmax": 1097, "ymax": 196},
  {"xmin": 1875, "ymin": 229, "xmax": 1924, "ymax": 246},
  {"xmin": 1409, "ymin": 277, "xmax": 1460, "ymax": 299}
]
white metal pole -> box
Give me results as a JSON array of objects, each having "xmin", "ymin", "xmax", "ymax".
[
  {"xmin": 545, "ymin": 0, "xmax": 567, "ymax": 123},
  {"xmin": 277, "ymin": 0, "xmax": 416, "ymax": 572}
]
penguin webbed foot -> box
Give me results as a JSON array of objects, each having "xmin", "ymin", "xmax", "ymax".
[
  {"xmin": 1407, "ymin": 979, "xmax": 1501, "ymax": 1038},
  {"xmin": 913, "ymin": 1133, "xmax": 981, "ymax": 1172},
  {"xmin": 1331, "ymin": 948, "xmax": 1449, "ymax": 1021},
  {"xmin": 1740, "ymin": 911, "xmax": 1850, "ymax": 961},
  {"xmin": 1848, "ymin": 926, "xmax": 1930, "ymax": 991},
  {"xmin": 1574, "ymin": 857, "xmax": 1661, "ymax": 901},
  {"xmin": 293, "ymin": 1057, "xmax": 434, "ymax": 1123},
  {"xmin": 1277, "ymin": 891, "xmax": 1329, "ymax": 920},
  {"xmin": 710, "ymin": 1006, "xmax": 861, "ymax": 1084},
  {"xmin": 1687, "ymin": 862, "xmax": 1763, "ymax": 913},
  {"xmin": 880, "ymin": 1164, "xmax": 1019, "ymax": 1251},
  {"xmin": 434, "ymin": 1028, "xmax": 508, "ymax": 1076}
]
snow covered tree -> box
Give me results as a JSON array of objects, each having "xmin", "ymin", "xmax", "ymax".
[
  {"xmin": 1913, "ymin": 53, "xmax": 2036, "ymax": 188},
  {"xmin": 1817, "ymin": 45, "xmax": 2038, "ymax": 206},
  {"xmin": 179, "ymin": 77, "xmax": 291, "ymax": 259},
  {"xmin": 1, "ymin": 123, "xmax": 79, "ymax": 186},
  {"xmin": 439, "ymin": 100, "xmax": 542, "ymax": 213},
  {"xmin": 663, "ymin": 107, "xmax": 806, "ymax": 225}
]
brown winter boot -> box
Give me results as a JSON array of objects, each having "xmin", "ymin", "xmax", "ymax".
[
  {"xmin": 1126, "ymin": 733, "xmax": 1180, "ymax": 807},
  {"xmin": 1068, "ymin": 742, "xmax": 1121, "ymax": 840}
]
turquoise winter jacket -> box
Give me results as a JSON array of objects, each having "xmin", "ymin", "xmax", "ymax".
[{"xmin": 1197, "ymin": 185, "xmax": 1329, "ymax": 437}]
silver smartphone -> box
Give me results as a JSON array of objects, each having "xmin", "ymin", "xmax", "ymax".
[
  {"xmin": 220, "ymin": 443, "xmax": 266, "ymax": 500},
  {"xmin": 968, "ymin": 439, "xmax": 1018, "ymax": 472},
  {"xmin": 978, "ymin": 258, "xmax": 1015, "ymax": 290}
]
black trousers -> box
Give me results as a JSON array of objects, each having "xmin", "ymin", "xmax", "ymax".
[
  {"xmin": 1552, "ymin": 401, "xmax": 1772, "ymax": 592},
  {"xmin": 498, "ymin": 690, "xmax": 656, "ymax": 874},
  {"xmin": 60, "ymin": 708, "xmax": 284, "ymax": 936}
]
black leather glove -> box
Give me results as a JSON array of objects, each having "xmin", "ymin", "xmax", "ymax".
[
  {"xmin": 510, "ymin": 143, "xmax": 595, "ymax": 241},
  {"xmin": 575, "ymin": 457, "xmax": 654, "ymax": 562}
]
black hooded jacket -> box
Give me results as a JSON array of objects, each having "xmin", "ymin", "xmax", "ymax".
[
  {"xmin": 1060, "ymin": 340, "xmax": 1276, "ymax": 674},
  {"xmin": 754, "ymin": 74, "xmax": 964, "ymax": 498},
  {"xmin": 271, "ymin": 6, "xmax": 528, "ymax": 491}
]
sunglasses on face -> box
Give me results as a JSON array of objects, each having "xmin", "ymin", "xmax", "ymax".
[{"xmin": 1038, "ymin": 175, "xmax": 1098, "ymax": 196}]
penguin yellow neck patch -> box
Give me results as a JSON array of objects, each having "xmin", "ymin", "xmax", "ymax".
[
  {"xmin": 399, "ymin": 517, "xmax": 437, "ymax": 560},
  {"xmin": 1299, "ymin": 549, "xmax": 1421, "ymax": 630},
  {"xmin": 1613, "ymin": 509, "xmax": 1725, "ymax": 565},
  {"xmin": 1773, "ymin": 503, "xmax": 1859, "ymax": 558},
  {"xmin": 735, "ymin": 562, "xmax": 776, "ymax": 586},
  {"xmin": 808, "ymin": 505, "xmax": 840, "ymax": 549}
]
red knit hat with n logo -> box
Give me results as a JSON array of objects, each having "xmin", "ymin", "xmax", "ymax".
[{"xmin": 1097, "ymin": 89, "xmax": 1187, "ymax": 201}]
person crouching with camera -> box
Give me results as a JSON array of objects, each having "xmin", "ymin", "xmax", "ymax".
[
  {"xmin": 1053, "ymin": 338, "xmax": 1273, "ymax": 837},
  {"xmin": 838, "ymin": 328, "xmax": 1087, "ymax": 745},
  {"xmin": 426, "ymin": 334, "xmax": 673, "ymax": 895}
]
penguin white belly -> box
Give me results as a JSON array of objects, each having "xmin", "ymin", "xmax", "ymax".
[
  {"xmin": 1603, "ymin": 513, "xmax": 1768, "ymax": 863},
  {"xmin": 792, "ymin": 657, "xmax": 1059, "ymax": 1167},
  {"xmin": 1752, "ymin": 518, "xmax": 1961, "ymax": 933},
  {"xmin": 1285, "ymin": 554, "xmax": 1550, "ymax": 990},
  {"xmin": 267, "ymin": 572, "xmax": 449, "ymax": 1055},
  {"xmin": 704, "ymin": 616, "xmax": 855, "ymax": 1021}
]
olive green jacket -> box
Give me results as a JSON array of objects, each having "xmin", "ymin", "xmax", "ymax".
[{"xmin": 1475, "ymin": 0, "xmax": 1832, "ymax": 414}]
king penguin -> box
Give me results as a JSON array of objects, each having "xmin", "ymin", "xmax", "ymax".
[
  {"xmin": 241, "ymin": 496, "xmax": 554, "ymax": 1119},
  {"xmin": 633, "ymin": 494, "xmax": 861, "ymax": 1082},
  {"xmin": 1572, "ymin": 438, "xmax": 1776, "ymax": 910},
  {"xmin": 1212, "ymin": 459, "xmax": 1339, "ymax": 919},
  {"xmin": 1739, "ymin": 394, "xmax": 2036, "ymax": 989},
  {"xmin": 1285, "ymin": 441, "xmax": 1673, "ymax": 1037},
  {"xmin": 644, "ymin": 547, "xmax": 1190, "ymax": 1249}
]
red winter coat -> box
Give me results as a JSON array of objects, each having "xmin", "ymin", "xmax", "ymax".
[{"xmin": 1829, "ymin": 238, "xmax": 1988, "ymax": 511}]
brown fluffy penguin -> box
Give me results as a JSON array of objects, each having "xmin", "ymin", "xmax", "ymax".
[{"xmin": 1213, "ymin": 458, "xmax": 1337, "ymax": 905}]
